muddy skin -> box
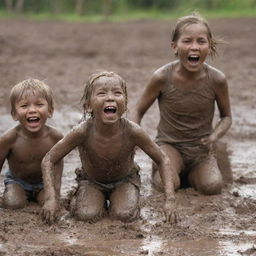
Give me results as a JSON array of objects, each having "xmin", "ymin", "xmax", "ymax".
[
  {"xmin": 0, "ymin": 17, "xmax": 255, "ymax": 255},
  {"xmin": 41, "ymin": 73, "xmax": 173, "ymax": 224}
]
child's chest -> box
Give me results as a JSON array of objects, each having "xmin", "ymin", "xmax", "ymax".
[
  {"xmin": 10, "ymin": 136, "xmax": 54, "ymax": 163},
  {"xmin": 86, "ymin": 132, "xmax": 133, "ymax": 161}
]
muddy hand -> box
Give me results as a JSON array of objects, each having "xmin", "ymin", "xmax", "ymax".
[
  {"xmin": 40, "ymin": 199, "xmax": 60, "ymax": 225},
  {"xmin": 201, "ymin": 134, "xmax": 217, "ymax": 145},
  {"xmin": 164, "ymin": 198, "xmax": 179, "ymax": 224}
]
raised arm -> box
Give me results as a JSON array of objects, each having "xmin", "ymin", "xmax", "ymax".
[
  {"xmin": 41, "ymin": 124, "xmax": 85, "ymax": 224},
  {"xmin": 132, "ymin": 69, "xmax": 165, "ymax": 124},
  {"xmin": 201, "ymin": 70, "xmax": 232, "ymax": 145},
  {"xmin": 131, "ymin": 123, "xmax": 177, "ymax": 222}
]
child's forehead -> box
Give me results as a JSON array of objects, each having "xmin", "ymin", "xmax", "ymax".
[
  {"xmin": 93, "ymin": 76, "xmax": 123, "ymax": 89},
  {"xmin": 16, "ymin": 89, "xmax": 46, "ymax": 102},
  {"xmin": 181, "ymin": 22, "xmax": 208, "ymax": 35}
]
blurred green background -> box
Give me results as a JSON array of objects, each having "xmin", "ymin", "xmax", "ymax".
[{"xmin": 1, "ymin": 0, "xmax": 256, "ymax": 21}]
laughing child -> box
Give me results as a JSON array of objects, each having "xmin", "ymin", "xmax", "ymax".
[
  {"xmin": 41, "ymin": 71, "xmax": 175, "ymax": 224},
  {"xmin": 0, "ymin": 79, "xmax": 63, "ymax": 209}
]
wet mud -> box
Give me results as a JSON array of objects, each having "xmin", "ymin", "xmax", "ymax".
[{"xmin": 0, "ymin": 17, "xmax": 256, "ymax": 255}]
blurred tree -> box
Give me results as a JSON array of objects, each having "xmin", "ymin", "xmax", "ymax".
[
  {"xmin": 75, "ymin": 0, "xmax": 85, "ymax": 15},
  {"xmin": 4, "ymin": 0, "xmax": 24, "ymax": 13},
  {"xmin": 51, "ymin": 0, "xmax": 61, "ymax": 14},
  {"xmin": 103, "ymin": 0, "xmax": 113, "ymax": 18}
]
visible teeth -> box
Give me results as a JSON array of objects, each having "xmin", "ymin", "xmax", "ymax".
[
  {"xmin": 28, "ymin": 117, "xmax": 39, "ymax": 121},
  {"xmin": 188, "ymin": 55, "xmax": 199, "ymax": 61},
  {"xmin": 104, "ymin": 106, "xmax": 116, "ymax": 113}
]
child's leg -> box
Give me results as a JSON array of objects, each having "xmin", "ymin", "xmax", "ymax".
[
  {"xmin": 72, "ymin": 181, "xmax": 105, "ymax": 222},
  {"xmin": 188, "ymin": 154, "xmax": 223, "ymax": 195},
  {"xmin": 3, "ymin": 183, "xmax": 27, "ymax": 209},
  {"xmin": 152, "ymin": 144, "xmax": 183, "ymax": 192},
  {"xmin": 109, "ymin": 181, "xmax": 140, "ymax": 222}
]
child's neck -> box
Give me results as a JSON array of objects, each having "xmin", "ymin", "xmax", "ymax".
[
  {"xmin": 20, "ymin": 125, "xmax": 47, "ymax": 139},
  {"xmin": 177, "ymin": 63, "xmax": 205, "ymax": 81},
  {"xmin": 93, "ymin": 119, "xmax": 122, "ymax": 138}
]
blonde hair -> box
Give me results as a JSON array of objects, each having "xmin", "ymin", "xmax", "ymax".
[
  {"xmin": 81, "ymin": 71, "xmax": 128, "ymax": 119},
  {"xmin": 171, "ymin": 12, "xmax": 218, "ymax": 58},
  {"xmin": 10, "ymin": 78, "xmax": 54, "ymax": 116}
]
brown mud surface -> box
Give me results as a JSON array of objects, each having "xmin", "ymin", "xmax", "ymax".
[{"xmin": 0, "ymin": 17, "xmax": 256, "ymax": 255}]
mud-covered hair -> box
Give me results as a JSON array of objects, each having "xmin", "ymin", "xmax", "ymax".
[
  {"xmin": 81, "ymin": 71, "xmax": 128, "ymax": 119},
  {"xmin": 10, "ymin": 78, "xmax": 54, "ymax": 116},
  {"xmin": 171, "ymin": 12, "xmax": 218, "ymax": 58}
]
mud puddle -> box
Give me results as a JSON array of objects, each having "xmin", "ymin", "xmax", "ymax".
[{"xmin": 0, "ymin": 106, "xmax": 256, "ymax": 256}]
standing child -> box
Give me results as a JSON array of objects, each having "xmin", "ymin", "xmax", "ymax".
[
  {"xmin": 0, "ymin": 79, "xmax": 63, "ymax": 209},
  {"xmin": 132, "ymin": 13, "xmax": 232, "ymax": 196},
  {"xmin": 41, "ymin": 71, "xmax": 175, "ymax": 224}
]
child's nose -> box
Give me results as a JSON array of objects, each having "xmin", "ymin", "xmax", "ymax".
[
  {"xmin": 191, "ymin": 41, "xmax": 199, "ymax": 50},
  {"xmin": 28, "ymin": 104, "xmax": 37, "ymax": 112},
  {"xmin": 106, "ymin": 92, "xmax": 114, "ymax": 100}
]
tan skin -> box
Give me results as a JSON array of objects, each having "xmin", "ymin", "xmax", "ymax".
[
  {"xmin": 41, "ymin": 76, "xmax": 175, "ymax": 224},
  {"xmin": 132, "ymin": 23, "xmax": 232, "ymax": 197},
  {"xmin": 0, "ymin": 93, "xmax": 63, "ymax": 209}
]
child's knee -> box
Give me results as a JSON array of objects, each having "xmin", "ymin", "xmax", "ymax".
[
  {"xmin": 3, "ymin": 193, "xmax": 27, "ymax": 209},
  {"xmin": 75, "ymin": 206, "xmax": 104, "ymax": 222},
  {"xmin": 198, "ymin": 179, "xmax": 223, "ymax": 195},
  {"xmin": 110, "ymin": 205, "xmax": 140, "ymax": 222},
  {"xmin": 3, "ymin": 184, "xmax": 27, "ymax": 209}
]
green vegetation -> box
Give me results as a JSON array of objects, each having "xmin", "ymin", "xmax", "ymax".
[{"xmin": 0, "ymin": 0, "xmax": 255, "ymax": 22}]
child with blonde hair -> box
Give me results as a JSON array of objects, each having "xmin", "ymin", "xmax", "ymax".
[{"xmin": 0, "ymin": 78, "xmax": 63, "ymax": 209}]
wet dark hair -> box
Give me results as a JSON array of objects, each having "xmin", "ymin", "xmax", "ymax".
[
  {"xmin": 171, "ymin": 12, "xmax": 218, "ymax": 58},
  {"xmin": 81, "ymin": 71, "xmax": 128, "ymax": 119}
]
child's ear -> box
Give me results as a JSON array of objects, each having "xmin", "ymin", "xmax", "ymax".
[
  {"xmin": 11, "ymin": 111, "xmax": 18, "ymax": 121},
  {"xmin": 171, "ymin": 42, "xmax": 178, "ymax": 56},
  {"xmin": 48, "ymin": 108, "xmax": 53, "ymax": 118}
]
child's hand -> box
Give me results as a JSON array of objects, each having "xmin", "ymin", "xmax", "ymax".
[
  {"xmin": 164, "ymin": 197, "xmax": 179, "ymax": 223},
  {"xmin": 201, "ymin": 133, "xmax": 217, "ymax": 145},
  {"xmin": 40, "ymin": 198, "xmax": 60, "ymax": 225}
]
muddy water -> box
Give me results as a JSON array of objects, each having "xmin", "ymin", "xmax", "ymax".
[{"xmin": 1, "ymin": 103, "xmax": 255, "ymax": 256}]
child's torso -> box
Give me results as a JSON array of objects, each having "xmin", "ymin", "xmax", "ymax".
[
  {"xmin": 79, "ymin": 119, "xmax": 137, "ymax": 184},
  {"xmin": 8, "ymin": 127, "xmax": 57, "ymax": 183},
  {"xmin": 156, "ymin": 62, "xmax": 216, "ymax": 144}
]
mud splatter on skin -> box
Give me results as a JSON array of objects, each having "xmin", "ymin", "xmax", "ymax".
[{"xmin": 0, "ymin": 17, "xmax": 256, "ymax": 255}]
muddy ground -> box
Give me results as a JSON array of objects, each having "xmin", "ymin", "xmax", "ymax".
[{"xmin": 0, "ymin": 17, "xmax": 255, "ymax": 256}]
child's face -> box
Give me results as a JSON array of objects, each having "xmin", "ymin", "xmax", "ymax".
[
  {"xmin": 12, "ymin": 92, "xmax": 52, "ymax": 133},
  {"xmin": 88, "ymin": 76, "xmax": 126, "ymax": 124},
  {"xmin": 171, "ymin": 23, "xmax": 210, "ymax": 72}
]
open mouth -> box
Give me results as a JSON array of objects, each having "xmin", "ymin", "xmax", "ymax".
[
  {"xmin": 104, "ymin": 106, "xmax": 117, "ymax": 114},
  {"xmin": 27, "ymin": 117, "xmax": 40, "ymax": 123},
  {"xmin": 188, "ymin": 55, "xmax": 200, "ymax": 63}
]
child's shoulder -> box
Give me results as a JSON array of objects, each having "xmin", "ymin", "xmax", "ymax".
[
  {"xmin": 122, "ymin": 118, "xmax": 145, "ymax": 136},
  {"xmin": 153, "ymin": 61, "xmax": 178, "ymax": 81},
  {"xmin": 45, "ymin": 125, "xmax": 64, "ymax": 141},
  {"xmin": 0, "ymin": 125, "xmax": 19, "ymax": 144},
  {"xmin": 205, "ymin": 63, "xmax": 227, "ymax": 83}
]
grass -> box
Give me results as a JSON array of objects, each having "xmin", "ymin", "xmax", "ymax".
[{"xmin": 0, "ymin": 7, "xmax": 255, "ymax": 23}]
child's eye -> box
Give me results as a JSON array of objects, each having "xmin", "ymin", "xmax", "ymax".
[
  {"xmin": 182, "ymin": 39, "xmax": 191, "ymax": 43},
  {"xmin": 114, "ymin": 91, "xmax": 123, "ymax": 96},
  {"xmin": 20, "ymin": 104, "xmax": 27, "ymax": 108},
  {"xmin": 96, "ymin": 92, "xmax": 106, "ymax": 96}
]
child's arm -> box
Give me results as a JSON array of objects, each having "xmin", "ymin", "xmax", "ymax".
[
  {"xmin": 131, "ymin": 122, "xmax": 177, "ymax": 223},
  {"xmin": 0, "ymin": 129, "xmax": 16, "ymax": 172},
  {"xmin": 132, "ymin": 69, "xmax": 164, "ymax": 124},
  {"xmin": 41, "ymin": 125, "xmax": 85, "ymax": 224},
  {"xmin": 201, "ymin": 71, "xmax": 232, "ymax": 145}
]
